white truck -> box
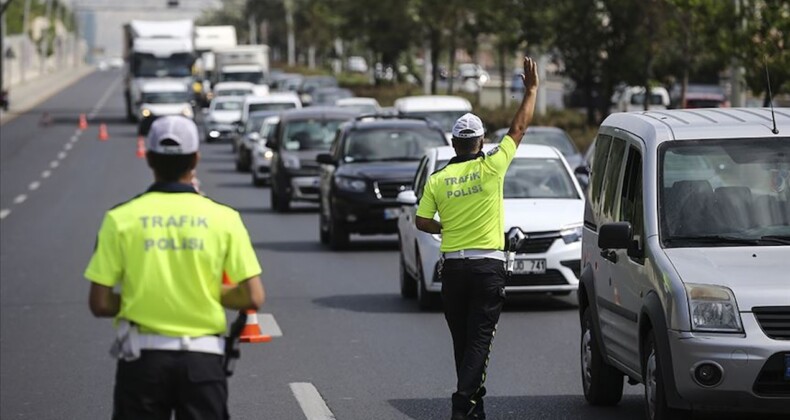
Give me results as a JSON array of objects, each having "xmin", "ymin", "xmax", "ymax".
[
  {"xmin": 123, "ymin": 20, "xmax": 195, "ymax": 121},
  {"xmin": 213, "ymin": 45, "xmax": 270, "ymax": 96},
  {"xmin": 194, "ymin": 25, "xmax": 237, "ymax": 105}
]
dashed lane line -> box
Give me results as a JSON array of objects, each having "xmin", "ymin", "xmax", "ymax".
[
  {"xmin": 29, "ymin": 181, "xmax": 40, "ymax": 191},
  {"xmin": 290, "ymin": 383, "xmax": 336, "ymax": 420},
  {"xmin": 58, "ymin": 151, "xmax": 68, "ymax": 159},
  {"xmin": 0, "ymin": 209, "xmax": 9, "ymax": 220},
  {"xmin": 64, "ymin": 143, "xmax": 73, "ymax": 150},
  {"xmin": 13, "ymin": 195, "xmax": 27, "ymax": 204},
  {"xmin": 50, "ymin": 160, "xmax": 59, "ymax": 168},
  {"xmin": 41, "ymin": 170, "xmax": 51, "ymax": 179},
  {"xmin": 88, "ymin": 74, "xmax": 122, "ymax": 119}
]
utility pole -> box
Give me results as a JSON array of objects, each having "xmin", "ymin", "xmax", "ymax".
[
  {"xmin": 41, "ymin": 0, "xmax": 53, "ymax": 74},
  {"xmin": 284, "ymin": 0, "xmax": 295, "ymax": 66},
  {"xmin": 21, "ymin": 0, "xmax": 30, "ymax": 81},
  {"xmin": 1, "ymin": 0, "xmax": 16, "ymax": 98}
]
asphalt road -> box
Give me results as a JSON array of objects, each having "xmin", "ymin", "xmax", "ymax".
[{"xmin": 0, "ymin": 70, "xmax": 776, "ymax": 420}]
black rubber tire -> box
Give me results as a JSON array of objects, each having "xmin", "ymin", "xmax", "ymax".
[
  {"xmin": 318, "ymin": 201, "xmax": 330, "ymax": 245},
  {"xmin": 643, "ymin": 330, "xmax": 692, "ymax": 420},
  {"xmin": 271, "ymin": 186, "xmax": 290, "ymax": 213},
  {"xmin": 328, "ymin": 216, "xmax": 349, "ymax": 250},
  {"xmin": 252, "ymin": 172, "xmax": 265, "ymax": 187},
  {"xmin": 399, "ymin": 251, "xmax": 417, "ymax": 298},
  {"xmin": 581, "ymin": 306, "xmax": 624, "ymax": 406},
  {"xmin": 415, "ymin": 251, "xmax": 437, "ymax": 310},
  {"xmin": 235, "ymin": 157, "xmax": 245, "ymax": 172}
]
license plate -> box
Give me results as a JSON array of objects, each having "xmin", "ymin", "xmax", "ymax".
[
  {"xmin": 785, "ymin": 354, "xmax": 790, "ymax": 380},
  {"xmin": 384, "ymin": 208, "xmax": 401, "ymax": 220},
  {"xmin": 513, "ymin": 259, "xmax": 546, "ymax": 274}
]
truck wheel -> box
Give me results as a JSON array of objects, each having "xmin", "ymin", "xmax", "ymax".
[
  {"xmin": 643, "ymin": 330, "xmax": 691, "ymax": 420},
  {"xmin": 581, "ymin": 306, "xmax": 624, "ymax": 405},
  {"xmin": 399, "ymin": 251, "xmax": 417, "ymax": 298}
]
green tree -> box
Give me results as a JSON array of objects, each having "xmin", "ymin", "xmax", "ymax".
[{"xmin": 736, "ymin": 0, "xmax": 790, "ymax": 104}]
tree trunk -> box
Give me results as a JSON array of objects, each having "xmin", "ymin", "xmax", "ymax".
[
  {"xmin": 499, "ymin": 43, "xmax": 506, "ymax": 109},
  {"xmin": 448, "ymin": 24, "xmax": 456, "ymax": 94},
  {"xmin": 585, "ymin": 73, "xmax": 595, "ymax": 126},
  {"xmin": 430, "ymin": 30, "xmax": 441, "ymax": 95}
]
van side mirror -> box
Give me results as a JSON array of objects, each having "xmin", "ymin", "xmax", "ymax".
[
  {"xmin": 396, "ymin": 190, "xmax": 417, "ymax": 205},
  {"xmin": 316, "ymin": 153, "xmax": 335, "ymax": 165},
  {"xmin": 598, "ymin": 222, "xmax": 632, "ymax": 250}
]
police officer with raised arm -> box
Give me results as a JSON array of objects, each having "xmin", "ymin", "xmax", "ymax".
[
  {"xmin": 415, "ymin": 57, "xmax": 539, "ymax": 420},
  {"xmin": 85, "ymin": 116, "xmax": 265, "ymax": 419}
]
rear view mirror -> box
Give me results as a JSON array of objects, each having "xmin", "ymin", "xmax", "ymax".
[
  {"xmin": 396, "ymin": 190, "xmax": 417, "ymax": 205},
  {"xmin": 598, "ymin": 222, "xmax": 632, "ymax": 250},
  {"xmin": 316, "ymin": 153, "xmax": 335, "ymax": 165}
]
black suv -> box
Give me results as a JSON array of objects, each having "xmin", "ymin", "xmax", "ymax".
[
  {"xmin": 267, "ymin": 107, "xmax": 359, "ymax": 212},
  {"xmin": 317, "ymin": 116, "xmax": 448, "ymax": 249}
]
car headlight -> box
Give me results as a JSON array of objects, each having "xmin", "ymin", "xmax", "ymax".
[
  {"xmin": 208, "ymin": 130, "xmax": 220, "ymax": 138},
  {"xmin": 181, "ymin": 107, "xmax": 193, "ymax": 118},
  {"xmin": 263, "ymin": 150, "xmax": 273, "ymax": 160},
  {"xmin": 335, "ymin": 176, "xmax": 367, "ymax": 192},
  {"xmin": 282, "ymin": 155, "xmax": 301, "ymax": 169},
  {"xmin": 685, "ymin": 283, "xmax": 743, "ymax": 333},
  {"xmin": 560, "ymin": 223, "xmax": 583, "ymax": 244},
  {"xmin": 141, "ymin": 108, "xmax": 151, "ymax": 117}
]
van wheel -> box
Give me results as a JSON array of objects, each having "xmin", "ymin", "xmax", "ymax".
[
  {"xmin": 399, "ymin": 251, "xmax": 417, "ymax": 298},
  {"xmin": 643, "ymin": 330, "xmax": 691, "ymax": 420},
  {"xmin": 581, "ymin": 307, "xmax": 624, "ymax": 405}
]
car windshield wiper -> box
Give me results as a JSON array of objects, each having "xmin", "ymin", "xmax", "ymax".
[
  {"xmin": 758, "ymin": 235, "xmax": 790, "ymax": 245},
  {"xmin": 666, "ymin": 235, "xmax": 761, "ymax": 246}
]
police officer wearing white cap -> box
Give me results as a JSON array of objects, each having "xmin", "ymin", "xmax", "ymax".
[
  {"xmin": 85, "ymin": 115, "xmax": 265, "ymax": 419},
  {"xmin": 415, "ymin": 57, "xmax": 539, "ymax": 420}
]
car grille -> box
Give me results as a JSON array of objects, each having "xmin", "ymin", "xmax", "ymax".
[
  {"xmin": 375, "ymin": 181, "xmax": 411, "ymax": 200},
  {"xmin": 508, "ymin": 269, "xmax": 567, "ymax": 287},
  {"xmin": 505, "ymin": 231, "xmax": 560, "ymax": 254},
  {"xmin": 752, "ymin": 353, "xmax": 790, "ymax": 396},
  {"xmin": 299, "ymin": 186, "xmax": 319, "ymax": 195},
  {"xmin": 753, "ymin": 306, "xmax": 790, "ymax": 340}
]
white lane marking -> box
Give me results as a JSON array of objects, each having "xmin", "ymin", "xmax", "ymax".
[
  {"xmin": 58, "ymin": 151, "xmax": 68, "ymax": 159},
  {"xmin": 50, "ymin": 160, "xmax": 59, "ymax": 168},
  {"xmin": 13, "ymin": 194, "xmax": 27, "ymax": 204},
  {"xmin": 29, "ymin": 181, "xmax": 40, "ymax": 191},
  {"xmin": 0, "ymin": 209, "xmax": 10, "ymax": 219},
  {"xmin": 88, "ymin": 74, "xmax": 122, "ymax": 118},
  {"xmin": 74, "ymin": 129, "xmax": 82, "ymax": 136},
  {"xmin": 64, "ymin": 143, "xmax": 73, "ymax": 150},
  {"xmin": 289, "ymin": 383, "xmax": 336, "ymax": 420},
  {"xmin": 70, "ymin": 135, "xmax": 78, "ymax": 142},
  {"xmin": 256, "ymin": 314, "xmax": 283, "ymax": 337},
  {"xmin": 41, "ymin": 170, "xmax": 51, "ymax": 179}
]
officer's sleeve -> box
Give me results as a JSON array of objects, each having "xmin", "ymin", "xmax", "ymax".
[
  {"xmin": 483, "ymin": 135, "xmax": 517, "ymax": 175},
  {"xmin": 415, "ymin": 177, "xmax": 438, "ymax": 219},
  {"xmin": 84, "ymin": 214, "xmax": 123, "ymax": 287},
  {"xmin": 223, "ymin": 212, "xmax": 262, "ymax": 284}
]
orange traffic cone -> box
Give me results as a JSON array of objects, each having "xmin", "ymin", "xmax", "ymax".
[
  {"xmin": 78, "ymin": 114, "xmax": 88, "ymax": 130},
  {"xmin": 221, "ymin": 273, "xmax": 270, "ymax": 343},
  {"xmin": 136, "ymin": 136, "xmax": 146, "ymax": 158},
  {"xmin": 98, "ymin": 123, "xmax": 109, "ymax": 141},
  {"xmin": 240, "ymin": 310, "xmax": 272, "ymax": 343}
]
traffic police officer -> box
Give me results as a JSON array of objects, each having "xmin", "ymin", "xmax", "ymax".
[
  {"xmin": 85, "ymin": 115, "xmax": 265, "ymax": 419},
  {"xmin": 415, "ymin": 57, "xmax": 539, "ymax": 420}
]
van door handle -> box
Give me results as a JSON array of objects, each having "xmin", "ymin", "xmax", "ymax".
[{"xmin": 600, "ymin": 249, "xmax": 618, "ymax": 263}]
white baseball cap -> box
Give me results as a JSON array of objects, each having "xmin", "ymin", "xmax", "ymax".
[
  {"xmin": 452, "ymin": 113, "xmax": 485, "ymax": 139},
  {"xmin": 146, "ymin": 116, "xmax": 200, "ymax": 155}
]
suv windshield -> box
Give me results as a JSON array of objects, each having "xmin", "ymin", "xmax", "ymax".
[
  {"xmin": 141, "ymin": 91, "xmax": 189, "ymax": 104},
  {"xmin": 660, "ymin": 138, "xmax": 790, "ymax": 246},
  {"xmin": 282, "ymin": 119, "xmax": 346, "ymax": 151},
  {"xmin": 402, "ymin": 111, "xmax": 467, "ymax": 133},
  {"xmin": 344, "ymin": 127, "xmax": 446, "ymax": 162},
  {"xmin": 437, "ymin": 157, "xmax": 579, "ymax": 199},
  {"xmin": 220, "ymin": 72, "xmax": 264, "ymax": 84}
]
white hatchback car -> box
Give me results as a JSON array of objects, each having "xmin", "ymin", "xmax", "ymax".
[
  {"xmin": 250, "ymin": 115, "xmax": 280, "ymax": 186},
  {"xmin": 396, "ymin": 144, "xmax": 585, "ymax": 309}
]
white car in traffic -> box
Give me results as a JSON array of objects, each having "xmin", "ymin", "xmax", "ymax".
[
  {"xmin": 203, "ymin": 96, "xmax": 244, "ymax": 142},
  {"xmin": 137, "ymin": 80, "xmax": 193, "ymax": 120},
  {"xmin": 250, "ymin": 115, "xmax": 280, "ymax": 186},
  {"xmin": 397, "ymin": 144, "xmax": 585, "ymax": 309}
]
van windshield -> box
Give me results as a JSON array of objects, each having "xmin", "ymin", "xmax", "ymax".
[
  {"xmin": 402, "ymin": 111, "xmax": 468, "ymax": 133},
  {"xmin": 659, "ymin": 138, "xmax": 790, "ymax": 247}
]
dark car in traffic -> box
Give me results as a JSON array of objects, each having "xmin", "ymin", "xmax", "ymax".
[
  {"xmin": 317, "ymin": 116, "xmax": 449, "ymax": 249},
  {"xmin": 298, "ymin": 76, "xmax": 338, "ymax": 106},
  {"xmin": 267, "ymin": 107, "xmax": 359, "ymax": 212}
]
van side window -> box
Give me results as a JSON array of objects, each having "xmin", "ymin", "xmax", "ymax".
[
  {"xmin": 620, "ymin": 146, "xmax": 644, "ymax": 261},
  {"xmin": 589, "ymin": 134, "xmax": 613, "ymax": 212},
  {"xmin": 600, "ymin": 137, "xmax": 627, "ymax": 223}
]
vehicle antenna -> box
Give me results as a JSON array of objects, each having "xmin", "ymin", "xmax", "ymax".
[{"xmin": 765, "ymin": 59, "xmax": 779, "ymax": 134}]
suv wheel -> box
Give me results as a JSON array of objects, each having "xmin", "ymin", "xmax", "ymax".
[
  {"xmin": 271, "ymin": 185, "xmax": 290, "ymax": 213},
  {"xmin": 581, "ymin": 306, "xmax": 624, "ymax": 405},
  {"xmin": 643, "ymin": 330, "xmax": 691, "ymax": 420},
  {"xmin": 399, "ymin": 251, "xmax": 417, "ymax": 298},
  {"xmin": 328, "ymin": 216, "xmax": 349, "ymax": 250}
]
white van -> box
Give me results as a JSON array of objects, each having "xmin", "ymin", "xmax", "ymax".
[
  {"xmin": 393, "ymin": 95, "xmax": 472, "ymax": 139},
  {"xmin": 138, "ymin": 80, "xmax": 193, "ymax": 120},
  {"xmin": 611, "ymin": 86, "xmax": 671, "ymax": 113},
  {"xmin": 579, "ymin": 107, "xmax": 790, "ymax": 418}
]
